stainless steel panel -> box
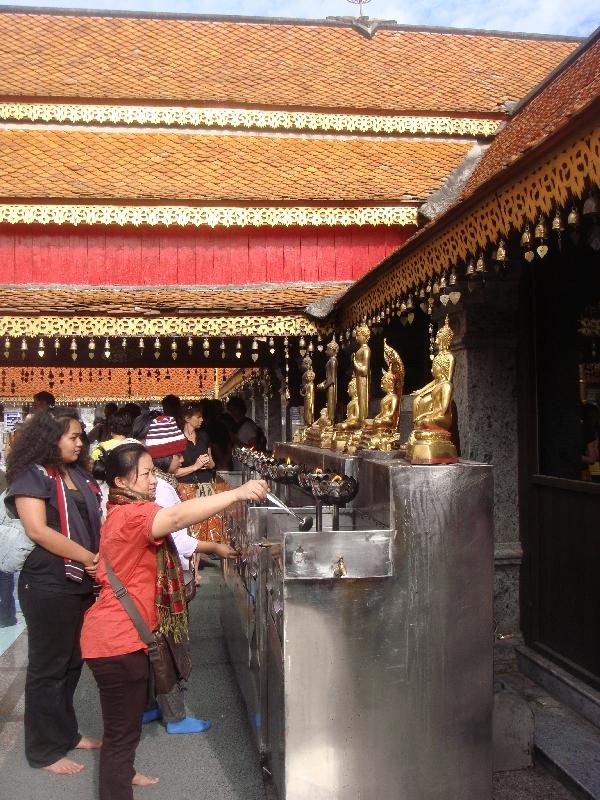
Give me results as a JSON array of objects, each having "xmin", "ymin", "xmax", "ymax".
[{"xmin": 220, "ymin": 458, "xmax": 493, "ymax": 800}]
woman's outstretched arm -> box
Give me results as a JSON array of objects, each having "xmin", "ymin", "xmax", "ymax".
[{"xmin": 151, "ymin": 479, "xmax": 267, "ymax": 540}]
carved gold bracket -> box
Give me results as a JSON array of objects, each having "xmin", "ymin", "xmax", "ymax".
[
  {"xmin": 0, "ymin": 204, "xmax": 418, "ymax": 229},
  {"xmin": 0, "ymin": 102, "xmax": 501, "ymax": 139},
  {"xmin": 341, "ymin": 126, "xmax": 600, "ymax": 326}
]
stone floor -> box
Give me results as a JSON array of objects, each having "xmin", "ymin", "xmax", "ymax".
[{"xmin": 0, "ymin": 567, "xmax": 582, "ymax": 799}]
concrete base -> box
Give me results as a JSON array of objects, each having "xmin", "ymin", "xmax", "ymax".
[{"xmin": 493, "ymin": 682, "xmax": 534, "ymax": 771}]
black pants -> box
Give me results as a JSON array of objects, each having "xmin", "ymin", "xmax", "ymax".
[
  {"xmin": 87, "ymin": 650, "xmax": 149, "ymax": 800},
  {"xmin": 18, "ymin": 581, "xmax": 94, "ymax": 767}
]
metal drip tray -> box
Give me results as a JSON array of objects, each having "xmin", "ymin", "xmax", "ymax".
[{"xmin": 284, "ymin": 530, "xmax": 393, "ymax": 580}]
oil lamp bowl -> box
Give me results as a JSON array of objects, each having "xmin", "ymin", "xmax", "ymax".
[
  {"xmin": 311, "ymin": 474, "xmax": 359, "ymax": 506},
  {"xmin": 298, "ymin": 467, "xmax": 328, "ymax": 493},
  {"xmin": 270, "ymin": 460, "xmax": 301, "ymax": 484}
]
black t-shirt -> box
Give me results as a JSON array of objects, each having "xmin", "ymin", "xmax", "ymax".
[
  {"xmin": 178, "ymin": 430, "xmax": 214, "ymax": 484},
  {"xmin": 5, "ymin": 466, "xmax": 95, "ymax": 595}
]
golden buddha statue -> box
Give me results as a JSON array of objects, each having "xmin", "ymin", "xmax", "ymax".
[
  {"xmin": 359, "ymin": 340, "xmax": 405, "ymax": 451},
  {"xmin": 292, "ymin": 361, "xmax": 315, "ymax": 443},
  {"xmin": 317, "ymin": 336, "xmax": 339, "ymax": 425},
  {"xmin": 404, "ymin": 316, "xmax": 458, "ymax": 464},
  {"xmin": 352, "ymin": 323, "xmax": 371, "ymax": 425},
  {"xmin": 305, "ymin": 406, "xmax": 335, "ymax": 448},
  {"xmin": 300, "ymin": 366, "xmax": 316, "ymax": 428},
  {"xmin": 333, "ymin": 376, "xmax": 360, "ymax": 451}
]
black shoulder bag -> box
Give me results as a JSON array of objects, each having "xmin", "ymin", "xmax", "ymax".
[{"xmin": 104, "ymin": 556, "xmax": 178, "ymax": 695}]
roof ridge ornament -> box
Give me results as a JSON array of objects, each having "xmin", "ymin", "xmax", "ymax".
[{"xmin": 327, "ymin": 6, "xmax": 397, "ymax": 39}]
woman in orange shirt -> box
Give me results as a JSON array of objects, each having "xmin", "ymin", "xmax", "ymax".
[{"xmin": 80, "ymin": 442, "xmax": 266, "ymax": 800}]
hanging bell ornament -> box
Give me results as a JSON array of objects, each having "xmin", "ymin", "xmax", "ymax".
[
  {"xmin": 154, "ymin": 338, "xmax": 161, "ymax": 360},
  {"xmin": 170, "ymin": 339, "xmax": 178, "ymax": 361},
  {"xmin": 268, "ymin": 337, "xmax": 275, "ymax": 355},
  {"xmin": 38, "ymin": 338, "xmax": 45, "ymax": 358},
  {"xmin": 495, "ymin": 239, "xmax": 508, "ymax": 270},
  {"xmin": 54, "ymin": 338, "xmax": 60, "ymax": 353},
  {"xmin": 70, "ymin": 338, "xmax": 78, "ymax": 361},
  {"xmin": 520, "ymin": 224, "xmax": 535, "ymax": 263},
  {"xmin": 583, "ymin": 189, "xmax": 600, "ymax": 217},
  {"xmin": 138, "ymin": 337, "xmax": 145, "ymax": 353},
  {"xmin": 3, "ymin": 337, "xmax": 10, "ymax": 359},
  {"xmin": 187, "ymin": 337, "xmax": 193, "ymax": 355},
  {"xmin": 466, "ymin": 258, "xmax": 476, "ymax": 277},
  {"xmin": 104, "ymin": 338, "xmax": 111, "ymax": 359},
  {"xmin": 567, "ymin": 206, "xmax": 580, "ymax": 227},
  {"xmin": 476, "ymin": 252, "xmax": 487, "ymax": 274},
  {"xmin": 534, "ymin": 215, "xmax": 549, "ymax": 258},
  {"xmin": 235, "ymin": 340, "xmax": 242, "ymax": 359}
]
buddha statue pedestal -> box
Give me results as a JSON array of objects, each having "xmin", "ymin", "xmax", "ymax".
[
  {"xmin": 359, "ymin": 427, "xmax": 401, "ymax": 453},
  {"xmin": 405, "ymin": 426, "xmax": 458, "ymax": 464}
]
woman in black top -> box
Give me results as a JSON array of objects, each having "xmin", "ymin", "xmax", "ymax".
[
  {"xmin": 5, "ymin": 410, "xmax": 102, "ymax": 775},
  {"xmin": 175, "ymin": 402, "xmax": 223, "ymax": 577}
]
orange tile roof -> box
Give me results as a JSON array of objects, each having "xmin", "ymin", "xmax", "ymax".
[
  {"xmin": 0, "ymin": 284, "xmax": 350, "ymax": 315},
  {"xmin": 461, "ymin": 33, "xmax": 600, "ymax": 197},
  {"xmin": 0, "ymin": 129, "xmax": 472, "ymax": 202},
  {"xmin": 0, "ymin": 11, "xmax": 580, "ymax": 115}
]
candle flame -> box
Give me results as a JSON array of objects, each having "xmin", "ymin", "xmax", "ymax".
[
  {"xmin": 286, "ymin": 457, "xmax": 291, "ymax": 465},
  {"xmin": 314, "ymin": 467, "xmax": 323, "ymax": 474},
  {"xmin": 332, "ymin": 474, "xmax": 342, "ymax": 482}
]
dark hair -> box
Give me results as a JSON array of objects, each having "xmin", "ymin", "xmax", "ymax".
[
  {"xmin": 182, "ymin": 401, "xmax": 203, "ymax": 418},
  {"xmin": 121, "ymin": 402, "xmax": 142, "ymax": 420},
  {"xmin": 162, "ymin": 394, "xmax": 182, "ymax": 417},
  {"xmin": 6, "ymin": 410, "xmax": 86, "ymax": 484},
  {"xmin": 33, "ymin": 390, "xmax": 55, "ymax": 407},
  {"xmin": 152, "ymin": 454, "xmax": 174, "ymax": 473},
  {"xmin": 226, "ymin": 396, "xmax": 247, "ymax": 416},
  {"xmin": 131, "ymin": 409, "xmax": 161, "ymax": 441},
  {"xmin": 104, "ymin": 442, "xmax": 148, "ymax": 488},
  {"xmin": 104, "ymin": 402, "xmax": 118, "ymax": 417},
  {"xmin": 109, "ymin": 409, "xmax": 134, "ymax": 438}
]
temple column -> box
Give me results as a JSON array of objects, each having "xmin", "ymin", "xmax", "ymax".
[{"xmin": 443, "ymin": 277, "xmax": 522, "ymax": 673}]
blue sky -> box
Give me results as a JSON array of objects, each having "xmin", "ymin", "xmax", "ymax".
[{"xmin": 3, "ymin": 0, "xmax": 599, "ymax": 37}]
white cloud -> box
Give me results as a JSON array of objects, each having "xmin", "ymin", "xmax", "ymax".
[{"xmin": 3, "ymin": 0, "xmax": 598, "ymax": 36}]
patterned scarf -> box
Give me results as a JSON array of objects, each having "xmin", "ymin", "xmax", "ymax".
[{"xmin": 107, "ymin": 486, "xmax": 189, "ymax": 642}]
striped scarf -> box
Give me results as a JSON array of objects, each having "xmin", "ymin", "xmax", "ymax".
[
  {"xmin": 107, "ymin": 486, "xmax": 189, "ymax": 642},
  {"xmin": 45, "ymin": 464, "xmax": 100, "ymax": 583}
]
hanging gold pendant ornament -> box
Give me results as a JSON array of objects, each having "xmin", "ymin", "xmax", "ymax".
[
  {"xmin": 171, "ymin": 339, "xmax": 178, "ymax": 361},
  {"xmin": 88, "ymin": 338, "xmax": 96, "ymax": 359},
  {"xmin": 520, "ymin": 224, "xmax": 535, "ymax": 262},
  {"xmin": 104, "ymin": 338, "xmax": 111, "ymax": 360},
  {"xmin": 187, "ymin": 337, "xmax": 193, "ymax": 356},
  {"xmin": 38, "ymin": 338, "xmax": 45, "ymax": 358},
  {"xmin": 54, "ymin": 337, "xmax": 60, "ymax": 354},
  {"xmin": 535, "ymin": 215, "xmax": 549, "ymax": 258},
  {"xmin": 70, "ymin": 338, "xmax": 78, "ymax": 361},
  {"xmin": 138, "ymin": 337, "xmax": 145, "ymax": 355},
  {"xmin": 154, "ymin": 338, "xmax": 161, "ymax": 360},
  {"xmin": 235, "ymin": 340, "xmax": 242, "ymax": 359},
  {"xmin": 4, "ymin": 337, "xmax": 10, "ymax": 359}
]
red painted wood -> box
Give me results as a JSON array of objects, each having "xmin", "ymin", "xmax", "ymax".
[{"xmin": 0, "ymin": 224, "xmax": 410, "ymax": 286}]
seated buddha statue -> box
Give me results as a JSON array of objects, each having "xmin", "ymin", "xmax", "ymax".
[
  {"xmin": 360, "ymin": 341, "xmax": 404, "ymax": 451},
  {"xmin": 306, "ymin": 406, "xmax": 335, "ymax": 448},
  {"xmin": 333, "ymin": 377, "xmax": 360, "ymax": 451},
  {"xmin": 405, "ymin": 316, "xmax": 458, "ymax": 464}
]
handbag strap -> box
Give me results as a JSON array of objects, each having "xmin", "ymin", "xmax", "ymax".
[{"xmin": 103, "ymin": 555, "xmax": 155, "ymax": 647}]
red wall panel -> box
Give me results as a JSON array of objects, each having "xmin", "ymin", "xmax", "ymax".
[{"xmin": 0, "ymin": 224, "xmax": 412, "ymax": 286}]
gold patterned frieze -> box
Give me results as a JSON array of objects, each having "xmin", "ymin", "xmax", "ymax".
[
  {"xmin": 0, "ymin": 102, "xmax": 501, "ymax": 139},
  {"xmin": 0, "ymin": 204, "xmax": 418, "ymax": 229},
  {"xmin": 580, "ymin": 318, "xmax": 600, "ymax": 336},
  {"xmin": 0, "ymin": 315, "xmax": 330, "ymax": 338},
  {"xmin": 341, "ymin": 126, "xmax": 600, "ymax": 326}
]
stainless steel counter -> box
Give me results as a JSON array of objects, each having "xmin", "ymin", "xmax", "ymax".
[{"xmin": 219, "ymin": 450, "xmax": 493, "ymax": 800}]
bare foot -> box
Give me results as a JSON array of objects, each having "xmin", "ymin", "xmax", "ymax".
[
  {"xmin": 75, "ymin": 736, "xmax": 102, "ymax": 750},
  {"xmin": 132, "ymin": 772, "xmax": 160, "ymax": 786},
  {"xmin": 43, "ymin": 757, "xmax": 85, "ymax": 775}
]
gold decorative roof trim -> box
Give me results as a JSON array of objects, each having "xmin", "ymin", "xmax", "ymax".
[
  {"xmin": 0, "ymin": 315, "xmax": 330, "ymax": 338},
  {"xmin": 0, "ymin": 204, "xmax": 418, "ymax": 229},
  {"xmin": 341, "ymin": 127, "xmax": 600, "ymax": 326},
  {"xmin": 0, "ymin": 102, "xmax": 501, "ymax": 138}
]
